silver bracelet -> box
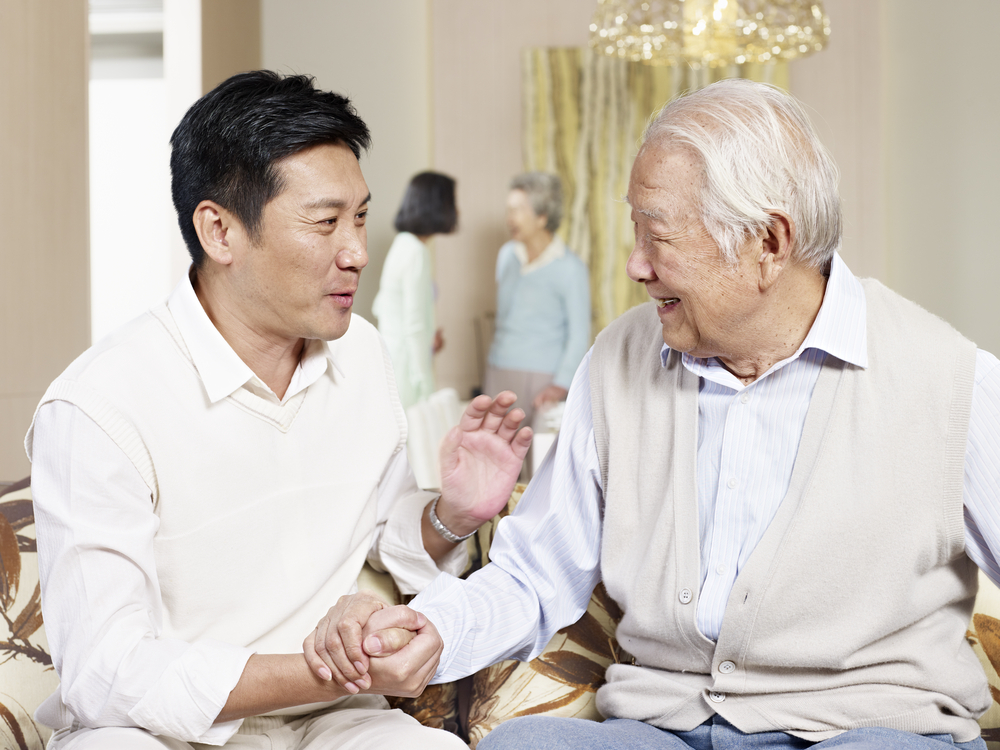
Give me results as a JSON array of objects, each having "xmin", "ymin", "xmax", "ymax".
[{"xmin": 429, "ymin": 496, "xmax": 476, "ymax": 544}]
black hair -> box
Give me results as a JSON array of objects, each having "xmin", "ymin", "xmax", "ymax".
[
  {"xmin": 393, "ymin": 171, "xmax": 458, "ymax": 236},
  {"xmin": 169, "ymin": 70, "xmax": 372, "ymax": 266}
]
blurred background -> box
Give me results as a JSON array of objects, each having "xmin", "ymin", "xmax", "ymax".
[{"xmin": 2, "ymin": 0, "xmax": 998, "ymax": 481}]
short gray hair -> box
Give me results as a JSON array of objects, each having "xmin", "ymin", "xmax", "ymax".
[
  {"xmin": 509, "ymin": 171, "xmax": 563, "ymax": 233},
  {"xmin": 643, "ymin": 78, "xmax": 841, "ymax": 270}
]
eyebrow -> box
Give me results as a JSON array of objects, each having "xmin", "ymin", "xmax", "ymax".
[
  {"xmin": 304, "ymin": 193, "xmax": 372, "ymax": 211},
  {"xmin": 622, "ymin": 194, "xmax": 670, "ymax": 223}
]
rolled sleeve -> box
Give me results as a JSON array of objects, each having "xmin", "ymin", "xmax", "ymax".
[
  {"xmin": 128, "ymin": 639, "xmax": 251, "ymax": 744},
  {"xmin": 30, "ymin": 401, "xmax": 254, "ymax": 744}
]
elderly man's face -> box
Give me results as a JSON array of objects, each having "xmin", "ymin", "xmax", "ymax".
[
  {"xmin": 231, "ymin": 142, "xmax": 370, "ymax": 344},
  {"xmin": 626, "ymin": 144, "xmax": 764, "ymax": 361}
]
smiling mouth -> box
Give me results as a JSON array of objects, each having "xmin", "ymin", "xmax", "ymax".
[{"xmin": 656, "ymin": 298, "xmax": 680, "ymax": 308}]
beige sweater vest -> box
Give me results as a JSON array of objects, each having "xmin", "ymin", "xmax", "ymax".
[
  {"xmin": 590, "ymin": 280, "xmax": 987, "ymax": 742},
  {"xmin": 28, "ymin": 304, "xmax": 407, "ymax": 655}
]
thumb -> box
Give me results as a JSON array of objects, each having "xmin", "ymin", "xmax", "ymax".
[
  {"xmin": 364, "ymin": 627, "xmax": 416, "ymax": 656},
  {"xmin": 438, "ymin": 425, "xmax": 464, "ymax": 475}
]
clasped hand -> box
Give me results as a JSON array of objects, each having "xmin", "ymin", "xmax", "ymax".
[{"xmin": 303, "ymin": 593, "xmax": 438, "ymax": 697}]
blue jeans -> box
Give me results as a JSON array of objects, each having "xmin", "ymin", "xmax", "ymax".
[{"xmin": 477, "ymin": 715, "xmax": 989, "ymax": 750}]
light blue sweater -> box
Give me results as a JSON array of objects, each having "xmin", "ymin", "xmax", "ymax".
[{"xmin": 488, "ymin": 238, "xmax": 591, "ymax": 389}]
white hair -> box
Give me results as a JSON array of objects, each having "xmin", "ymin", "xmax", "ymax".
[
  {"xmin": 510, "ymin": 171, "xmax": 563, "ymax": 233},
  {"xmin": 643, "ymin": 79, "xmax": 841, "ymax": 269}
]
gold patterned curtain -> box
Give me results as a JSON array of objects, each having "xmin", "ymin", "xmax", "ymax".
[{"xmin": 522, "ymin": 47, "xmax": 787, "ymax": 333}]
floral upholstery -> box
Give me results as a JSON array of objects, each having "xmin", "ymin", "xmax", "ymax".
[
  {"xmin": 0, "ymin": 479, "xmax": 57, "ymax": 750},
  {"xmin": 6, "ymin": 477, "xmax": 1000, "ymax": 750}
]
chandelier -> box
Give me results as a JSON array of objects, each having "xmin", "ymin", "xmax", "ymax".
[{"xmin": 589, "ymin": 0, "xmax": 830, "ymax": 67}]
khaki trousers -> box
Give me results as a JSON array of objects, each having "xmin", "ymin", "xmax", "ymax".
[
  {"xmin": 483, "ymin": 366, "xmax": 554, "ymax": 480},
  {"xmin": 49, "ymin": 696, "xmax": 468, "ymax": 750}
]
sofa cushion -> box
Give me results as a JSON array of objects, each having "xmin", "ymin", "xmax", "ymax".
[
  {"xmin": 0, "ymin": 481, "xmax": 58, "ymax": 750},
  {"xmin": 968, "ymin": 570, "xmax": 1000, "ymax": 749}
]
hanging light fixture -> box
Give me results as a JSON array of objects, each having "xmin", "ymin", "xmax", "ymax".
[{"xmin": 589, "ymin": 0, "xmax": 830, "ymax": 67}]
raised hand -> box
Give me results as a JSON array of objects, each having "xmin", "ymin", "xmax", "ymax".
[{"xmin": 434, "ymin": 391, "xmax": 532, "ymax": 538}]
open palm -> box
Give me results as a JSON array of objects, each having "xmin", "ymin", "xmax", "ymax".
[{"xmin": 437, "ymin": 391, "xmax": 532, "ymax": 532}]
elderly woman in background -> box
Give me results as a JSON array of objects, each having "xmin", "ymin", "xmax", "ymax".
[
  {"xmin": 485, "ymin": 171, "xmax": 591, "ymax": 434},
  {"xmin": 373, "ymin": 171, "xmax": 457, "ymax": 409}
]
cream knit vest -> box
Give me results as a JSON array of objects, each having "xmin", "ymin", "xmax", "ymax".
[
  {"xmin": 590, "ymin": 280, "xmax": 987, "ymax": 742},
  {"xmin": 27, "ymin": 303, "xmax": 406, "ymax": 655}
]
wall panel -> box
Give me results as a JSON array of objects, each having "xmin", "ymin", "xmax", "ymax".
[{"xmin": 0, "ymin": 0, "xmax": 90, "ymax": 480}]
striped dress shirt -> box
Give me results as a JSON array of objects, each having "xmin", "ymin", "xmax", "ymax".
[{"xmin": 412, "ymin": 252, "xmax": 1000, "ymax": 682}]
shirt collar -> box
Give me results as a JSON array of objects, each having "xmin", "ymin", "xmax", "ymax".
[
  {"xmin": 660, "ymin": 251, "xmax": 868, "ymax": 371},
  {"xmin": 512, "ymin": 235, "xmax": 567, "ymax": 273},
  {"xmin": 167, "ymin": 268, "xmax": 339, "ymax": 404}
]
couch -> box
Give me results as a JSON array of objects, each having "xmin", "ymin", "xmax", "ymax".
[{"xmin": 5, "ymin": 478, "xmax": 1000, "ymax": 749}]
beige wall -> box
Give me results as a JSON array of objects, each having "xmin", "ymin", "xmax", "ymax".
[
  {"xmin": 792, "ymin": 0, "xmax": 1000, "ymax": 357},
  {"xmin": 881, "ymin": 0, "xmax": 1000, "ymax": 356},
  {"xmin": 261, "ymin": 0, "xmax": 432, "ymax": 329},
  {"xmin": 0, "ymin": 0, "xmax": 90, "ymax": 481},
  {"xmin": 165, "ymin": 0, "xmax": 264, "ymax": 286},
  {"xmin": 202, "ymin": 0, "xmax": 262, "ymax": 93},
  {"xmin": 431, "ymin": 0, "xmax": 596, "ymax": 396},
  {"xmin": 790, "ymin": 0, "xmax": 885, "ymax": 282}
]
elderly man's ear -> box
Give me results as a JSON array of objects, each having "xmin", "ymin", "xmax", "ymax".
[
  {"xmin": 193, "ymin": 200, "xmax": 242, "ymax": 267},
  {"xmin": 758, "ymin": 210, "xmax": 795, "ymax": 291}
]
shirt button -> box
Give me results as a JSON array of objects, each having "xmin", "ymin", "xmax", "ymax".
[
  {"xmin": 740, "ymin": 392, "xmax": 749, "ymax": 404},
  {"xmin": 719, "ymin": 660, "xmax": 736, "ymax": 674},
  {"xmin": 727, "ymin": 477, "xmax": 738, "ymax": 489},
  {"xmin": 710, "ymin": 691, "xmax": 726, "ymax": 703},
  {"xmin": 679, "ymin": 588, "xmax": 693, "ymax": 604},
  {"xmin": 716, "ymin": 564, "xmax": 726, "ymax": 576}
]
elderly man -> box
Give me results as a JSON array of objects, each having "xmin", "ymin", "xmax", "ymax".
[
  {"xmin": 26, "ymin": 71, "xmax": 529, "ymax": 749},
  {"xmin": 308, "ymin": 79, "xmax": 1000, "ymax": 749}
]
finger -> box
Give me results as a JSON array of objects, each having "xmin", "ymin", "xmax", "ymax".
[
  {"xmin": 479, "ymin": 390, "xmax": 517, "ymax": 433},
  {"xmin": 363, "ymin": 626, "xmax": 416, "ymax": 656},
  {"xmin": 312, "ymin": 593, "xmax": 387, "ymax": 689},
  {"xmin": 496, "ymin": 406, "xmax": 526, "ymax": 442},
  {"xmin": 308, "ymin": 624, "xmax": 360, "ymax": 692},
  {"xmin": 303, "ymin": 631, "xmax": 333, "ymax": 682},
  {"xmin": 312, "ymin": 616, "xmax": 363, "ymax": 692},
  {"xmin": 367, "ymin": 619, "xmax": 444, "ymax": 697},
  {"xmin": 456, "ymin": 394, "xmax": 495, "ymax": 432},
  {"xmin": 363, "ymin": 605, "xmax": 428, "ymax": 636},
  {"xmin": 512, "ymin": 424, "xmax": 533, "ymax": 460},
  {"xmin": 331, "ymin": 618, "xmax": 370, "ymax": 688}
]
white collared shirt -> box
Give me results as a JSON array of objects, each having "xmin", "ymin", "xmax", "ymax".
[
  {"xmin": 29, "ymin": 270, "xmax": 462, "ymax": 743},
  {"xmin": 413, "ymin": 253, "xmax": 1000, "ymax": 681},
  {"xmin": 511, "ymin": 235, "xmax": 568, "ymax": 274}
]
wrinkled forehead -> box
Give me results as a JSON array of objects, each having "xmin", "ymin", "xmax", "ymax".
[{"xmin": 627, "ymin": 142, "xmax": 704, "ymax": 224}]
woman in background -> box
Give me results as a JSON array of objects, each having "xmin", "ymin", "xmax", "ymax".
[
  {"xmin": 486, "ymin": 171, "xmax": 591, "ymax": 431},
  {"xmin": 372, "ymin": 171, "xmax": 457, "ymax": 409}
]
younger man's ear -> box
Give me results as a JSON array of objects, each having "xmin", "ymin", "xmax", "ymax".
[{"xmin": 192, "ymin": 200, "xmax": 239, "ymax": 266}]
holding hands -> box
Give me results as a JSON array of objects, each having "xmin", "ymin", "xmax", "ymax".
[{"xmin": 303, "ymin": 593, "xmax": 440, "ymax": 697}]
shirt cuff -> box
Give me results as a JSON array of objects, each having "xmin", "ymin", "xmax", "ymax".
[
  {"xmin": 409, "ymin": 573, "xmax": 473, "ymax": 683},
  {"xmin": 127, "ymin": 640, "xmax": 253, "ymax": 745},
  {"xmin": 375, "ymin": 489, "xmax": 469, "ymax": 595}
]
